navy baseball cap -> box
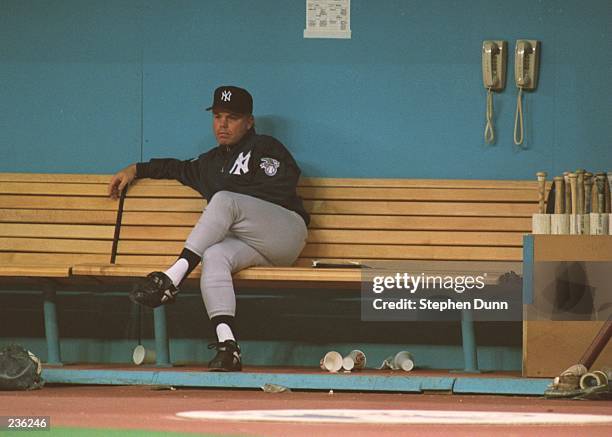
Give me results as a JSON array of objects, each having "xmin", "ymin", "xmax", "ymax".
[{"xmin": 206, "ymin": 86, "xmax": 253, "ymax": 114}]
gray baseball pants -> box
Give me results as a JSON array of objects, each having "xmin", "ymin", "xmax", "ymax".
[{"xmin": 184, "ymin": 190, "xmax": 308, "ymax": 318}]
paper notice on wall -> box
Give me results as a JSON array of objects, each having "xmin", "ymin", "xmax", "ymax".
[{"xmin": 304, "ymin": 0, "xmax": 351, "ymax": 39}]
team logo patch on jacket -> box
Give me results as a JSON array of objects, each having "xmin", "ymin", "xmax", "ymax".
[
  {"xmin": 229, "ymin": 151, "xmax": 251, "ymax": 175},
  {"xmin": 260, "ymin": 158, "xmax": 280, "ymax": 176}
]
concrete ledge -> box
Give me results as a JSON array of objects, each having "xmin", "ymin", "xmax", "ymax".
[{"xmin": 41, "ymin": 368, "xmax": 551, "ymax": 396}]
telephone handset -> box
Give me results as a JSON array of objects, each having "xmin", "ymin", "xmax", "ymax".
[
  {"xmin": 482, "ymin": 40, "xmax": 507, "ymax": 91},
  {"xmin": 482, "ymin": 40, "xmax": 507, "ymax": 144},
  {"xmin": 514, "ymin": 40, "xmax": 540, "ymax": 90},
  {"xmin": 514, "ymin": 40, "xmax": 540, "ymax": 145}
]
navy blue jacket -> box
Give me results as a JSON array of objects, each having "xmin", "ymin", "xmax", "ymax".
[{"xmin": 136, "ymin": 128, "xmax": 310, "ymax": 225}]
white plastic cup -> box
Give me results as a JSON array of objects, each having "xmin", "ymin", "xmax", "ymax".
[
  {"xmin": 343, "ymin": 349, "xmax": 366, "ymax": 371},
  {"xmin": 342, "ymin": 356, "xmax": 355, "ymax": 371},
  {"xmin": 570, "ymin": 214, "xmax": 589, "ymax": 235},
  {"xmin": 320, "ymin": 351, "xmax": 343, "ymax": 373},
  {"xmin": 592, "ymin": 370, "xmax": 609, "ymax": 387},
  {"xmin": 532, "ymin": 214, "xmax": 551, "ymax": 234},
  {"xmin": 579, "ymin": 372, "xmax": 604, "ymax": 389},
  {"xmin": 560, "ymin": 363, "xmax": 587, "ymax": 377},
  {"xmin": 393, "ymin": 351, "xmax": 414, "ymax": 372},
  {"xmin": 132, "ymin": 345, "xmax": 156, "ymax": 365},
  {"xmin": 589, "ymin": 213, "xmax": 609, "ymax": 235},
  {"xmin": 550, "ymin": 214, "xmax": 570, "ymax": 235}
]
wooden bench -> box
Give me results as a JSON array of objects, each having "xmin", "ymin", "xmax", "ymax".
[
  {"xmin": 0, "ymin": 172, "xmax": 120, "ymax": 364},
  {"xmin": 1, "ymin": 173, "xmax": 543, "ymax": 367},
  {"xmin": 71, "ymin": 177, "xmax": 538, "ymax": 281}
]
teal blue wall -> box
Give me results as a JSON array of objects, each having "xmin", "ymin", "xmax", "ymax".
[{"xmin": 1, "ymin": 0, "xmax": 610, "ymax": 177}]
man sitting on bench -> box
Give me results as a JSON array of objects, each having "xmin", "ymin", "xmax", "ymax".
[{"xmin": 108, "ymin": 85, "xmax": 309, "ymax": 372}]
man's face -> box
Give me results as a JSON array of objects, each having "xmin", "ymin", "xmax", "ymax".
[{"xmin": 213, "ymin": 111, "xmax": 254, "ymax": 146}]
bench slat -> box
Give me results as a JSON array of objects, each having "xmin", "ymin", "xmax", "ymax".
[
  {"xmin": 299, "ymin": 177, "xmax": 544, "ymax": 189},
  {"xmin": 0, "ymin": 173, "xmax": 542, "ymax": 190},
  {"xmin": 0, "ymin": 173, "xmax": 111, "ymax": 183},
  {"xmin": 115, "ymin": 241, "xmax": 522, "ymax": 261},
  {"xmin": 110, "ymin": 254, "xmax": 521, "ymax": 273},
  {"xmin": 305, "ymin": 200, "xmax": 537, "ymax": 216},
  {"xmin": 121, "ymin": 198, "xmax": 537, "ymax": 216},
  {"xmin": 297, "ymin": 187, "xmax": 538, "ymax": 202},
  {"xmin": 118, "ymin": 212, "xmax": 532, "ymax": 231},
  {"xmin": 0, "ymin": 209, "xmax": 117, "ymax": 225},
  {"xmin": 308, "ymin": 229, "xmax": 522, "ymax": 246},
  {"xmin": 122, "ymin": 198, "xmax": 205, "ymax": 212},
  {"xmin": 0, "ymin": 223, "xmax": 115, "ymax": 239},
  {"xmin": 0, "ymin": 265, "xmax": 70, "ymax": 277},
  {"xmin": 122, "ymin": 211, "xmax": 201, "ymax": 226},
  {"xmin": 115, "ymin": 227, "xmax": 522, "ymax": 246},
  {"xmin": 309, "ymin": 215, "xmax": 531, "ymax": 231},
  {"xmin": 0, "ymin": 238, "xmax": 112, "ymax": 254},
  {"xmin": 0, "ymin": 182, "xmax": 109, "ymax": 196},
  {"xmin": 120, "ymin": 184, "xmax": 540, "ymax": 202},
  {"xmin": 0, "ymin": 253, "xmax": 110, "ymax": 265},
  {"xmin": 300, "ymin": 244, "xmax": 522, "ymax": 261},
  {"xmin": 0, "ymin": 195, "xmax": 119, "ymax": 211}
]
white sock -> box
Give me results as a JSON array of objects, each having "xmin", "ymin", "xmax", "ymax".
[
  {"xmin": 164, "ymin": 258, "xmax": 189, "ymax": 287},
  {"xmin": 216, "ymin": 323, "xmax": 235, "ymax": 343}
]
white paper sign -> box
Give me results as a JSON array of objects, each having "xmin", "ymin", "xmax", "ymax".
[{"xmin": 304, "ymin": 0, "xmax": 351, "ymax": 39}]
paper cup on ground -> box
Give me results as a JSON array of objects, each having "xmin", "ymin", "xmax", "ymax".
[
  {"xmin": 550, "ymin": 214, "xmax": 570, "ymax": 235},
  {"xmin": 345, "ymin": 349, "xmax": 366, "ymax": 370},
  {"xmin": 561, "ymin": 363, "xmax": 587, "ymax": 377},
  {"xmin": 378, "ymin": 355, "xmax": 395, "ymax": 370},
  {"xmin": 133, "ymin": 345, "xmax": 156, "ymax": 365},
  {"xmin": 320, "ymin": 351, "xmax": 343, "ymax": 373},
  {"xmin": 342, "ymin": 356, "xmax": 355, "ymax": 371},
  {"xmin": 590, "ymin": 213, "xmax": 609, "ymax": 235},
  {"xmin": 532, "ymin": 214, "xmax": 550, "ymax": 234},
  {"xmin": 570, "ymin": 214, "xmax": 589, "ymax": 235},
  {"xmin": 592, "ymin": 370, "xmax": 609, "ymax": 387},
  {"xmin": 579, "ymin": 372, "xmax": 604, "ymax": 389},
  {"xmin": 393, "ymin": 351, "xmax": 414, "ymax": 371}
]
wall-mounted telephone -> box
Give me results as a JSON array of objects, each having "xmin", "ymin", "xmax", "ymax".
[
  {"xmin": 514, "ymin": 40, "xmax": 541, "ymax": 145},
  {"xmin": 515, "ymin": 40, "xmax": 540, "ymax": 90},
  {"xmin": 482, "ymin": 40, "xmax": 507, "ymax": 91},
  {"xmin": 482, "ymin": 40, "xmax": 507, "ymax": 144}
]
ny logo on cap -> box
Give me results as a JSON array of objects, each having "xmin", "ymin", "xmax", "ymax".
[{"xmin": 221, "ymin": 90, "xmax": 232, "ymax": 102}]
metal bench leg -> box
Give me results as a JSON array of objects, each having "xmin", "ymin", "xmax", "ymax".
[
  {"xmin": 42, "ymin": 289, "xmax": 62, "ymax": 365},
  {"xmin": 460, "ymin": 308, "xmax": 480, "ymax": 373},
  {"xmin": 153, "ymin": 306, "xmax": 171, "ymax": 367}
]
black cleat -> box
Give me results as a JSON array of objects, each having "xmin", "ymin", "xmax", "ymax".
[
  {"xmin": 208, "ymin": 340, "xmax": 242, "ymax": 372},
  {"xmin": 129, "ymin": 271, "xmax": 179, "ymax": 308}
]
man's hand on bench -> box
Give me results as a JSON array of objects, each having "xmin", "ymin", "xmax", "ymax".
[{"xmin": 108, "ymin": 164, "xmax": 137, "ymax": 199}]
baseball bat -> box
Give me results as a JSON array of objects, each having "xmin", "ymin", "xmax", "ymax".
[
  {"xmin": 536, "ymin": 171, "xmax": 547, "ymax": 214},
  {"xmin": 554, "ymin": 176, "xmax": 564, "ymax": 214},
  {"xmin": 584, "ymin": 172, "xmax": 593, "ymax": 214},
  {"xmin": 576, "ymin": 169, "xmax": 585, "ymax": 214},
  {"xmin": 563, "ymin": 172, "xmax": 571, "ymax": 214},
  {"xmin": 578, "ymin": 317, "xmax": 612, "ymax": 370},
  {"xmin": 604, "ymin": 171, "xmax": 612, "ymax": 213},
  {"xmin": 568, "ymin": 172, "xmax": 577, "ymax": 216},
  {"xmin": 596, "ymin": 173, "xmax": 606, "ymax": 214}
]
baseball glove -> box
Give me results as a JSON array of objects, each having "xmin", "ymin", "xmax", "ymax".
[
  {"xmin": 0, "ymin": 344, "xmax": 44, "ymax": 391},
  {"xmin": 129, "ymin": 271, "xmax": 179, "ymax": 308}
]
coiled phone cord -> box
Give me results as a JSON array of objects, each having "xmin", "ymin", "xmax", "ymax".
[
  {"xmin": 514, "ymin": 86, "xmax": 524, "ymax": 145},
  {"xmin": 484, "ymin": 87, "xmax": 495, "ymax": 144}
]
